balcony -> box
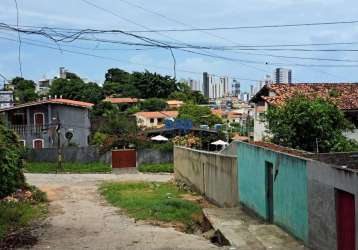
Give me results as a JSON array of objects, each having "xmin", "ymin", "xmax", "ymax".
[{"xmin": 8, "ymin": 124, "xmax": 49, "ymax": 136}]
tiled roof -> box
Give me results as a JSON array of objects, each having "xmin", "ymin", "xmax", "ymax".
[
  {"xmin": 104, "ymin": 97, "xmax": 139, "ymax": 104},
  {"xmin": 260, "ymin": 83, "xmax": 358, "ymax": 110},
  {"xmin": 135, "ymin": 111, "xmax": 178, "ymax": 118},
  {"xmin": 0, "ymin": 98, "xmax": 93, "ymax": 111},
  {"xmin": 167, "ymin": 100, "xmax": 184, "ymax": 105}
]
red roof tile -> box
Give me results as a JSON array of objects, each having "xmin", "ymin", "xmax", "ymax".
[
  {"xmin": 259, "ymin": 83, "xmax": 358, "ymax": 110},
  {"xmin": 104, "ymin": 97, "xmax": 139, "ymax": 104},
  {"xmin": 0, "ymin": 98, "xmax": 93, "ymax": 111},
  {"xmin": 135, "ymin": 111, "xmax": 178, "ymax": 118}
]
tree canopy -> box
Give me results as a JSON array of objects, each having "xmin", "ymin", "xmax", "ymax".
[
  {"xmin": 49, "ymin": 78, "xmax": 103, "ymax": 104},
  {"xmin": 140, "ymin": 98, "xmax": 167, "ymax": 111},
  {"xmin": 12, "ymin": 77, "xmax": 38, "ymax": 103},
  {"xmin": 265, "ymin": 95, "xmax": 358, "ymax": 153},
  {"xmin": 178, "ymin": 103, "xmax": 222, "ymax": 127}
]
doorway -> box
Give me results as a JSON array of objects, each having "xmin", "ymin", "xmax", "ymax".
[
  {"xmin": 266, "ymin": 161, "xmax": 274, "ymax": 223},
  {"xmin": 336, "ymin": 189, "xmax": 356, "ymax": 250}
]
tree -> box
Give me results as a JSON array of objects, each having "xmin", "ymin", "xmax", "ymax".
[
  {"xmin": 50, "ymin": 78, "xmax": 104, "ymax": 104},
  {"xmin": 0, "ymin": 120, "xmax": 25, "ymax": 198},
  {"xmin": 178, "ymin": 103, "xmax": 222, "ymax": 127},
  {"xmin": 140, "ymin": 98, "xmax": 167, "ymax": 111},
  {"xmin": 103, "ymin": 68, "xmax": 131, "ymax": 96},
  {"xmin": 12, "ymin": 77, "xmax": 38, "ymax": 103},
  {"xmin": 130, "ymin": 71, "xmax": 178, "ymax": 99},
  {"xmin": 169, "ymin": 82, "xmax": 208, "ymax": 104},
  {"xmin": 265, "ymin": 95, "xmax": 358, "ymax": 153}
]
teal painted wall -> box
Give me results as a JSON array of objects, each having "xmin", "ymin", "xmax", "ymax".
[{"xmin": 237, "ymin": 142, "xmax": 308, "ymax": 243}]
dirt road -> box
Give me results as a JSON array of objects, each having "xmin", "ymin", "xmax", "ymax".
[{"xmin": 25, "ymin": 173, "xmax": 219, "ymax": 250}]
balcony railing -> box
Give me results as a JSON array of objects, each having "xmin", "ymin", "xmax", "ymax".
[{"xmin": 8, "ymin": 124, "xmax": 49, "ymax": 136}]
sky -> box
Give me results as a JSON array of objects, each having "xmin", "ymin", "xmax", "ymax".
[{"xmin": 1, "ymin": 0, "xmax": 358, "ymax": 91}]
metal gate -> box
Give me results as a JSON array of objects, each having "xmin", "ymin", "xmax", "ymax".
[
  {"xmin": 336, "ymin": 189, "xmax": 356, "ymax": 250},
  {"xmin": 111, "ymin": 149, "xmax": 136, "ymax": 168}
]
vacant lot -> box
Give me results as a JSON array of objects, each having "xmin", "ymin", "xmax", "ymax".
[
  {"xmin": 25, "ymin": 162, "xmax": 112, "ymax": 173},
  {"xmin": 100, "ymin": 182, "xmax": 201, "ymax": 231},
  {"xmin": 25, "ymin": 173, "xmax": 218, "ymax": 250}
]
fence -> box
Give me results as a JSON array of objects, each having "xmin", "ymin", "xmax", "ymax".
[
  {"xmin": 174, "ymin": 146, "xmax": 238, "ymax": 207},
  {"xmin": 26, "ymin": 146, "xmax": 173, "ymax": 166}
]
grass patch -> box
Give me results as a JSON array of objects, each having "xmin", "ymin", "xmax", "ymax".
[
  {"xmin": 100, "ymin": 182, "xmax": 201, "ymax": 225},
  {"xmin": 0, "ymin": 187, "xmax": 47, "ymax": 242},
  {"xmin": 138, "ymin": 163, "xmax": 173, "ymax": 173},
  {"xmin": 25, "ymin": 162, "xmax": 112, "ymax": 173}
]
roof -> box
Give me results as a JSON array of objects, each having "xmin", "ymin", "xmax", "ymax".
[
  {"xmin": 135, "ymin": 111, "xmax": 179, "ymax": 118},
  {"xmin": 251, "ymin": 83, "xmax": 358, "ymax": 110},
  {"xmin": 104, "ymin": 97, "xmax": 139, "ymax": 104},
  {"xmin": 211, "ymin": 109, "xmax": 225, "ymax": 117},
  {"xmin": 167, "ymin": 100, "xmax": 184, "ymax": 105},
  {"xmin": 0, "ymin": 98, "xmax": 94, "ymax": 111}
]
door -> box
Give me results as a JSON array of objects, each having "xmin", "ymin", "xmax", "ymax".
[
  {"xmin": 112, "ymin": 149, "xmax": 136, "ymax": 168},
  {"xmin": 33, "ymin": 139, "xmax": 43, "ymax": 149},
  {"xmin": 266, "ymin": 161, "xmax": 274, "ymax": 223},
  {"xmin": 336, "ymin": 190, "xmax": 356, "ymax": 250}
]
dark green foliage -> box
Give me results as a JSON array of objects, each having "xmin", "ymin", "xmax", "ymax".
[
  {"xmin": 178, "ymin": 103, "xmax": 222, "ymax": 127},
  {"xmin": 11, "ymin": 77, "xmax": 38, "ymax": 103},
  {"xmin": 265, "ymin": 95, "xmax": 358, "ymax": 152},
  {"xmin": 91, "ymin": 101, "xmax": 117, "ymax": 117},
  {"xmin": 0, "ymin": 122, "xmax": 25, "ymax": 198},
  {"xmin": 103, "ymin": 68, "xmax": 178, "ymax": 99},
  {"xmin": 140, "ymin": 98, "xmax": 168, "ymax": 111},
  {"xmin": 169, "ymin": 82, "xmax": 208, "ymax": 104},
  {"xmin": 49, "ymin": 78, "xmax": 104, "ymax": 104}
]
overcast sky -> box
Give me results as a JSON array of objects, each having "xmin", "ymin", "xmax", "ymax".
[{"xmin": 1, "ymin": 0, "xmax": 358, "ymax": 91}]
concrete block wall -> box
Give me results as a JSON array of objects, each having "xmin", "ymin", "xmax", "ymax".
[
  {"xmin": 307, "ymin": 160, "xmax": 358, "ymax": 250},
  {"xmin": 174, "ymin": 146, "xmax": 238, "ymax": 207}
]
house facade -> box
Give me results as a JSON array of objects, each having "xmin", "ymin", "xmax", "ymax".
[
  {"xmin": 251, "ymin": 83, "xmax": 358, "ymax": 141},
  {"xmin": 0, "ymin": 98, "xmax": 93, "ymax": 148},
  {"xmin": 237, "ymin": 141, "xmax": 358, "ymax": 250},
  {"xmin": 134, "ymin": 111, "xmax": 178, "ymax": 129}
]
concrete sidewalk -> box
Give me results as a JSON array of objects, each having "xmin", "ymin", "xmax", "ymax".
[{"xmin": 204, "ymin": 207, "xmax": 308, "ymax": 250}]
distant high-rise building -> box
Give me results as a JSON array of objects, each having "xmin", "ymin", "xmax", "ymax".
[
  {"xmin": 203, "ymin": 72, "xmax": 230, "ymax": 99},
  {"xmin": 273, "ymin": 68, "xmax": 292, "ymax": 84},
  {"xmin": 187, "ymin": 78, "xmax": 202, "ymax": 92},
  {"xmin": 232, "ymin": 79, "xmax": 240, "ymax": 97}
]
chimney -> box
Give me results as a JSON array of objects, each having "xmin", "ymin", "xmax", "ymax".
[
  {"xmin": 55, "ymin": 95, "xmax": 57, "ymax": 99},
  {"xmin": 60, "ymin": 95, "xmax": 63, "ymax": 99}
]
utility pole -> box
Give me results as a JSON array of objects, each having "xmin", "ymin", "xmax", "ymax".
[{"xmin": 55, "ymin": 112, "xmax": 62, "ymax": 173}]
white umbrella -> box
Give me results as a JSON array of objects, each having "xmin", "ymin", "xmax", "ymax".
[
  {"xmin": 151, "ymin": 135, "xmax": 169, "ymax": 141},
  {"xmin": 211, "ymin": 140, "xmax": 229, "ymax": 146}
]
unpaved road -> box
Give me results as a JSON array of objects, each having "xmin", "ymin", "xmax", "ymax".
[{"xmin": 25, "ymin": 173, "xmax": 219, "ymax": 250}]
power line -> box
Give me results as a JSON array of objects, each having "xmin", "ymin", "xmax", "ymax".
[
  {"xmin": 13, "ymin": 0, "xmax": 22, "ymax": 77},
  {"xmin": 0, "ymin": 35, "xmax": 262, "ymax": 82},
  {"xmin": 124, "ymin": 20, "xmax": 358, "ymax": 33}
]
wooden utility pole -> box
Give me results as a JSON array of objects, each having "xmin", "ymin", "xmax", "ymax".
[{"xmin": 56, "ymin": 112, "xmax": 62, "ymax": 173}]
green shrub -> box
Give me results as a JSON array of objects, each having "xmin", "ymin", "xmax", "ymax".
[
  {"xmin": 0, "ymin": 122, "xmax": 25, "ymax": 198},
  {"xmin": 138, "ymin": 163, "xmax": 174, "ymax": 173}
]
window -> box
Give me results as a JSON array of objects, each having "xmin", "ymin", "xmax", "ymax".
[
  {"xmin": 34, "ymin": 112, "xmax": 45, "ymax": 126},
  {"xmin": 33, "ymin": 139, "xmax": 44, "ymax": 149},
  {"xmin": 150, "ymin": 118, "xmax": 155, "ymax": 123},
  {"xmin": 13, "ymin": 113, "xmax": 25, "ymax": 125},
  {"xmin": 158, "ymin": 118, "xmax": 163, "ymax": 124}
]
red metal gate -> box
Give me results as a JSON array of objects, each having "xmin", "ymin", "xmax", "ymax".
[
  {"xmin": 336, "ymin": 189, "xmax": 356, "ymax": 250},
  {"xmin": 112, "ymin": 149, "xmax": 136, "ymax": 168}
]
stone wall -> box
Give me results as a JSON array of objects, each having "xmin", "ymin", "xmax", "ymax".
[
  {"xmin": 26, "ymin": 146, "xmax": 111, "ymax": 164},
  {"xmin": 174, "ymin": 146, "xmax": 238, "ymax": 207},
  {"xmin": 137, "ymin": 148, "xmax": 173, "ymax": 165},
  {"xmin": 27, "ymin": 147, "xmax": 173, "ymax": 166}
]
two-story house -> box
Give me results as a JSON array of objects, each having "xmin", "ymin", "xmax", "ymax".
[
  {"xmin": 251, "ymin": 83, "xmax": 358, "ymax": 141},
  {"xmin": 0, "ymin": 98, "xmax": 93, "ymax": 148},
  {"xmin": 135, "ymin": 111, "xmax": 178, "ymax": 129}
]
